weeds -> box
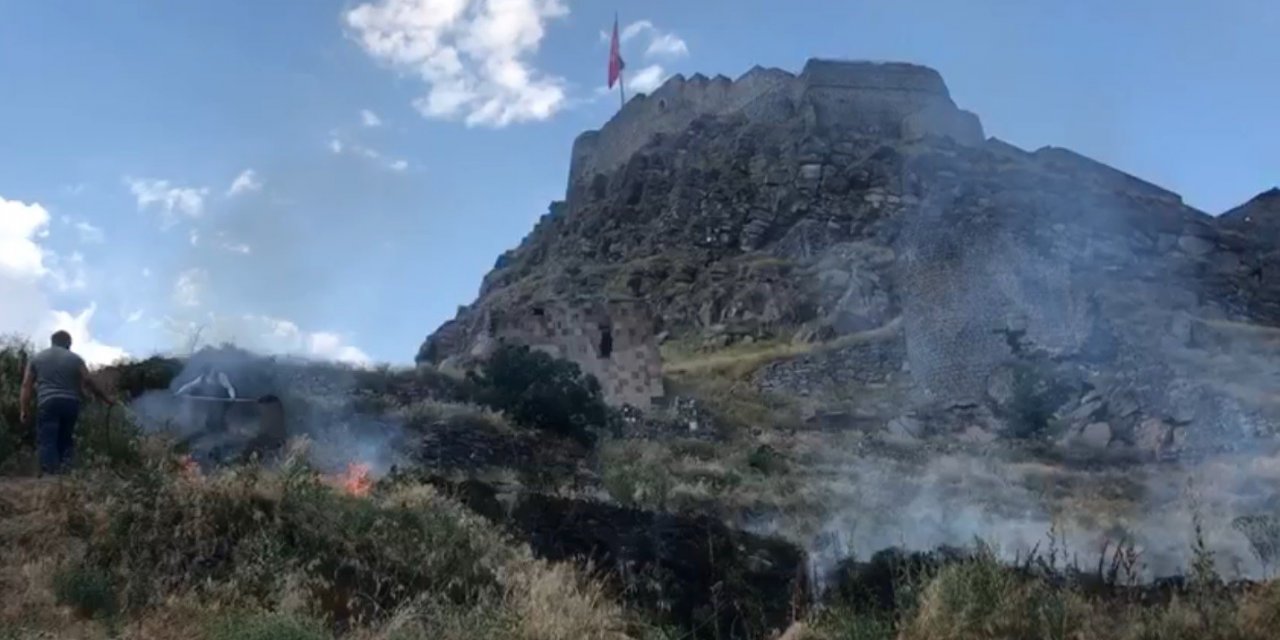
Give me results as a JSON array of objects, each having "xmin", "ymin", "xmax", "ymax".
[
  {"xmin": 205, "ymin": 611, "xmax": 329, "ymax": 640},
  {"xmin": 52, "ymin": 563, "xmax": 118, "ymax": 621}
]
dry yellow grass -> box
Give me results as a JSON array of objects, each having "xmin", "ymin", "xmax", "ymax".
[
  {"xmin": 664, "ymin": 318, "xmax": 902, "ymax": 379},
  {"xmin": 0, "ymin": 466, "xmax": 636, "ymax": 640}
]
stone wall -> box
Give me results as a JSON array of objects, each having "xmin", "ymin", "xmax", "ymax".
[
  {"xmin": 480, "ymin": 297, "xmax": 665, "ymax": 409},
  {"xmin": 567, "ymin": 59, "xmax": 985, "ymax": 192}
]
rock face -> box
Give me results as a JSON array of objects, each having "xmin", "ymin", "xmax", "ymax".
[
  {"xmin": 1219, "ymin": 187, "xmax": 1280, "ymax": 238},
  {"xmin": 419, "ymin": 58, "xmax": 1280, "ymax": 448}
]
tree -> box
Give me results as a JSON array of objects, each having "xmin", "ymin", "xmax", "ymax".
[{"xmin": 468, "ymin": 344, "xmax": 609, "ymax": 447}]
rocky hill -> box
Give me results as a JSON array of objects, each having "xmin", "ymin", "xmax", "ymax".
[{"xmin": 420, "ymin": 58, "xmax": 1280, "ymax": 456}]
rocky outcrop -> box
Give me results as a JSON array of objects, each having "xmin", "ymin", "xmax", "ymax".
[
  {"xmin": 1220, "ymin": 187, "xmax": 1280, "ymax": 238},
  {"xmin": 419, "ymin": 58, "xmax": 1280, "ymax": 450}
]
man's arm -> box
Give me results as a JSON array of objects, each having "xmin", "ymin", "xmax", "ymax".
[
  {"xmin": 79, "ymin": 363, "xmax": 114, "ymax": 405},
  {"xmin": 19, "ymin": 363, "xmax": 35, "ymax": 423}
]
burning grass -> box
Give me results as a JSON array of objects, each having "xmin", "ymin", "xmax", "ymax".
[{"xmin": 0, "ymin": 453, "xmax": 632, "ymax": 640}]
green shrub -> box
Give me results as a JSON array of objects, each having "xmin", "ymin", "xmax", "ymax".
[
  {"xmin": 204, "ymin": 611, "xmax": 329, "ymax": 640},
  {"xmin": 1006, "ymin": 362, "xmax": 1072, "ymax": 439},
  {"xmin": 88, "ymin": 463, "xmax": 508, "ymax": 622},
  {"xmin": 103, "ymin": 356, "xmax": 183, "ymax": 399},
  {"xmin": 0, "ymin": 337, "xmax": 34, "ymax": 466},
  {"xmin": 468, "ymin": 344, "xmax": 609, "ymax": 447},
  {"xmin": 53, "ymin": 563, "xmax": 118, "ymax": 620},
  {"xmin": 75, "ymin": 402, "xmax": 144, "ymax": 471},
  {"xmin": 810, "ymin": 607, "xmax": 895, "ymax": 640},
  {"xmin": 747, "ymin": 444, "xmax": 788, "ymax": 475}
]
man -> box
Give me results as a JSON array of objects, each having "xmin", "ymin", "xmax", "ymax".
[{"xmin": 19, "ymin": 330, "xmax": 115, "ymax": 475}]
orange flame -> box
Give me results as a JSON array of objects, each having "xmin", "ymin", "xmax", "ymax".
[
  {"xmin": 179, "ymin": 454, "xmax": 201, "ymax": 479},
  {"xmin": 339, "ymin": 462, "xmax": 373, "ymax": 497}
]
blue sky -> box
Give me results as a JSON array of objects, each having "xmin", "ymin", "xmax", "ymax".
[{"xmin": 1, "ymin": 0, "xmax": 1276, "ymax": 365}]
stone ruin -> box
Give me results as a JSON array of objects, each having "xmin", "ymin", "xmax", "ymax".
[
  {"xmin": 567, "ymin": 58, "xmax": 984, "ymax": 193},
  {"xmin": 471, "ymin": 296, "xmax": 665, "ymax": 409}
]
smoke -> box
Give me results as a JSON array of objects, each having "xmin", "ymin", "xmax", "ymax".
[
  {"xmin": 758, "ymin": 446, "xmax": 1280, "ymax": 594},
  {"xmin": 768, "ymin": 139, "xmax": 1280, "ymax": 592},
  {"xmin": 127, "ymin": 347, "xmax": 410, "ymax": 477}
]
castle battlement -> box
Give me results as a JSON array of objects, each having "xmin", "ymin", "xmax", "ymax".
[{"xmin": 567, "ymin": 58, "xmax": 985, "ymax": 192}]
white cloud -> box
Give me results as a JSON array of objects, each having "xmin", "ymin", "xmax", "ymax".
[
  {"xmin": 127, "ymin": 177, "xmax": 208, "ymax": 227},
  {"xmin": 646, "ymin": 32, "xmax": 688, "ymax": 59},
  {"xmin": 226, "ymin": 169, "xmax": 262, "ymax": 197},
  {"xmin": 215, "ymin": 232, "xmax": 252, "ymax": 254},
  {"xmin": 307, "ymin": 331, "xmax": 373, "ymax": 365},
  {"xmin": 345, "ymin": 0, "xmax": 570, "ymax": 128},
  {"xmin": 141, "ymin": 267, "xmax": 153, "ymax": 278},
  {"xmin": 72, "ymin": 219, "xmax": 105, "ymax": 244},
  {"xmin": 0, "ymin": 195, "xmax": 126, "ymax": 366},
  {"xmin": 603, "ymin": 19, "xmax": 688, "ymax": 60},
  {"xmin": 618, "ymin": 20, "xmax": 652, "ymax": 43},
  {"xmin": 180, "ymin": 314, "xmax": 372, "ymax": 365},
  {"xmin": 189, "ymin": 229, "xmax": 200, "ymax": 247},
  {"xmin": 125, "ymin": 309, "xmax": 145, "ymax": 324},
  {"xmin": 173, "ymin": 268, "xmax": 207, "ymax": 308},
  {"xmin": 48, "ymin": 304, "xmax": 128, "ymax": 365},
  {"xmin": 46, "ymin": 251, "xmax": 87, "ymax": 292},
  {"xmin": 629, "ymin": 64, "xmax": 667, "ymax": 94},
  {"xmin": 0, "ymin": 196, "xmax": 51, "ymax": 279},
  {"xmin": 330, "ymin": 137, "xmax": 409, "ymax": 172},
  {"xmin": 361, "ymin": 109, "xmax": 383, "ymax": 127}
]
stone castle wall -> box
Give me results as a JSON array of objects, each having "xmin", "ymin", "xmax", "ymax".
[
  {"xmin": 567, "ymin": 59, "xmax": 985, "ymax": 193},
  {"xmin": 480, "ymin": 297, "xmax": 665, "ymax": 409}
]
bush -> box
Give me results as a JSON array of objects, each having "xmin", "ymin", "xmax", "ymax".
[
  {"xmin": 0, "ymin": 337, "xmax": 33, "ymax": 466},
  {"xmin": 205, "ymin": 611, "xmax": 328, "ymax": 640},
  {"xmin": 101, "ymin": 356, "xmax": 183, "ymax": 399},
  {"xmin": 53, "ymin": 563, "xmax": 118, "ymax": 620},
  {"xmin": 89, "ymin": 465, "xmax": 509, "ymax": 620},
  {"xmin": 468, "ymin": 344, "xmax": 610, "ymax": 447},
  {"xmin": 1006, "ymin": 362, "xmax": 1072, "ymax": 439}
]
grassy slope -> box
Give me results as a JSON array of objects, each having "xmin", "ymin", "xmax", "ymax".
[
  {"xmin": 0, "ymin": 462, "xmax": 632, "ymax": 640},
  {"xmin": 7, "ymin": 338, "xmax": 1280, "ymax": 639}
]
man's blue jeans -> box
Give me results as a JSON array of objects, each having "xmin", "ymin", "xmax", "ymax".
[{"xmin": 36, "ymin": 397, "xmax": 80, "ymax": 475}]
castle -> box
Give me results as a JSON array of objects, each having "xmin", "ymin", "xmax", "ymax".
[
  {"xmin": 469, "ymin": 297, "xmax": 665, "ymax": 409},
  {"xmin": 567, "ymin": 59, "xmax": 985, "ymax": 193}
]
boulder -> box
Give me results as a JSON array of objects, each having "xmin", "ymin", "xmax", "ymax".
[
  {"xmin": 887, "ymin": 416, "xmax": 923, "ymax": 441},
  {"xmin": 1079, "ymin": 422, "xmax": 1113, "ymax": 450},
  {"xmin": 1134, "ymin": 417, "xmax": 1173, "ymax": 458}
]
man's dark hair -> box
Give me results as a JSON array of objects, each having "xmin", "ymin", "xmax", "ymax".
[{"xmin": 51, "ymin": 330, "xmax": 72, "ymax": 349}]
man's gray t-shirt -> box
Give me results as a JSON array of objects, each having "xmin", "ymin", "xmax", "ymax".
[{"xmin": 29, "ymin": 347, "xmax": 85, "ymax": 406}]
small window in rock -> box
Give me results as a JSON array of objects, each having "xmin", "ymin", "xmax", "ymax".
[
  {"xmin": 657, "ymin": 98, "xmax": 667, "ymax": 111},
  {"xmin": 532, "ymin": 307, "xmax": 545, "ymax": 317},
  {"xmin": 598, "ymin": 325, "xmax": 614, "ymax": 358}
]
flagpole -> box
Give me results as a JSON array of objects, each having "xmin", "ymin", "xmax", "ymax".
[{"xmin": 617, "ymin": 12, "xmax": 626, "ymax": 108}]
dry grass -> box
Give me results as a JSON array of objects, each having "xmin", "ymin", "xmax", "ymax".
[
  {"xmin": 800, "ymin": 547, "xmax": 1280, "ymax": 640},
  {"xmin": 663, "ymin": 318, "xmax": 902, "ymax": 379},
  {"xmin": 0, "ymin": 455, "xmax": 633, "ymax": 640},
  {"xmin": 393, "ymin": 399, "xmax": 514, "ymax": 434}
]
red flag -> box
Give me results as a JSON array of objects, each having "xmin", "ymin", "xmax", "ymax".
[{"xmin": 608, "ymin": 17, "xmax": 625, "ymax": 89}]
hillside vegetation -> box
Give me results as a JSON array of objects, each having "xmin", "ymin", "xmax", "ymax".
[{"xmin": 5, "ymin": 337, "xmax": 1280, "ymax": 639}]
